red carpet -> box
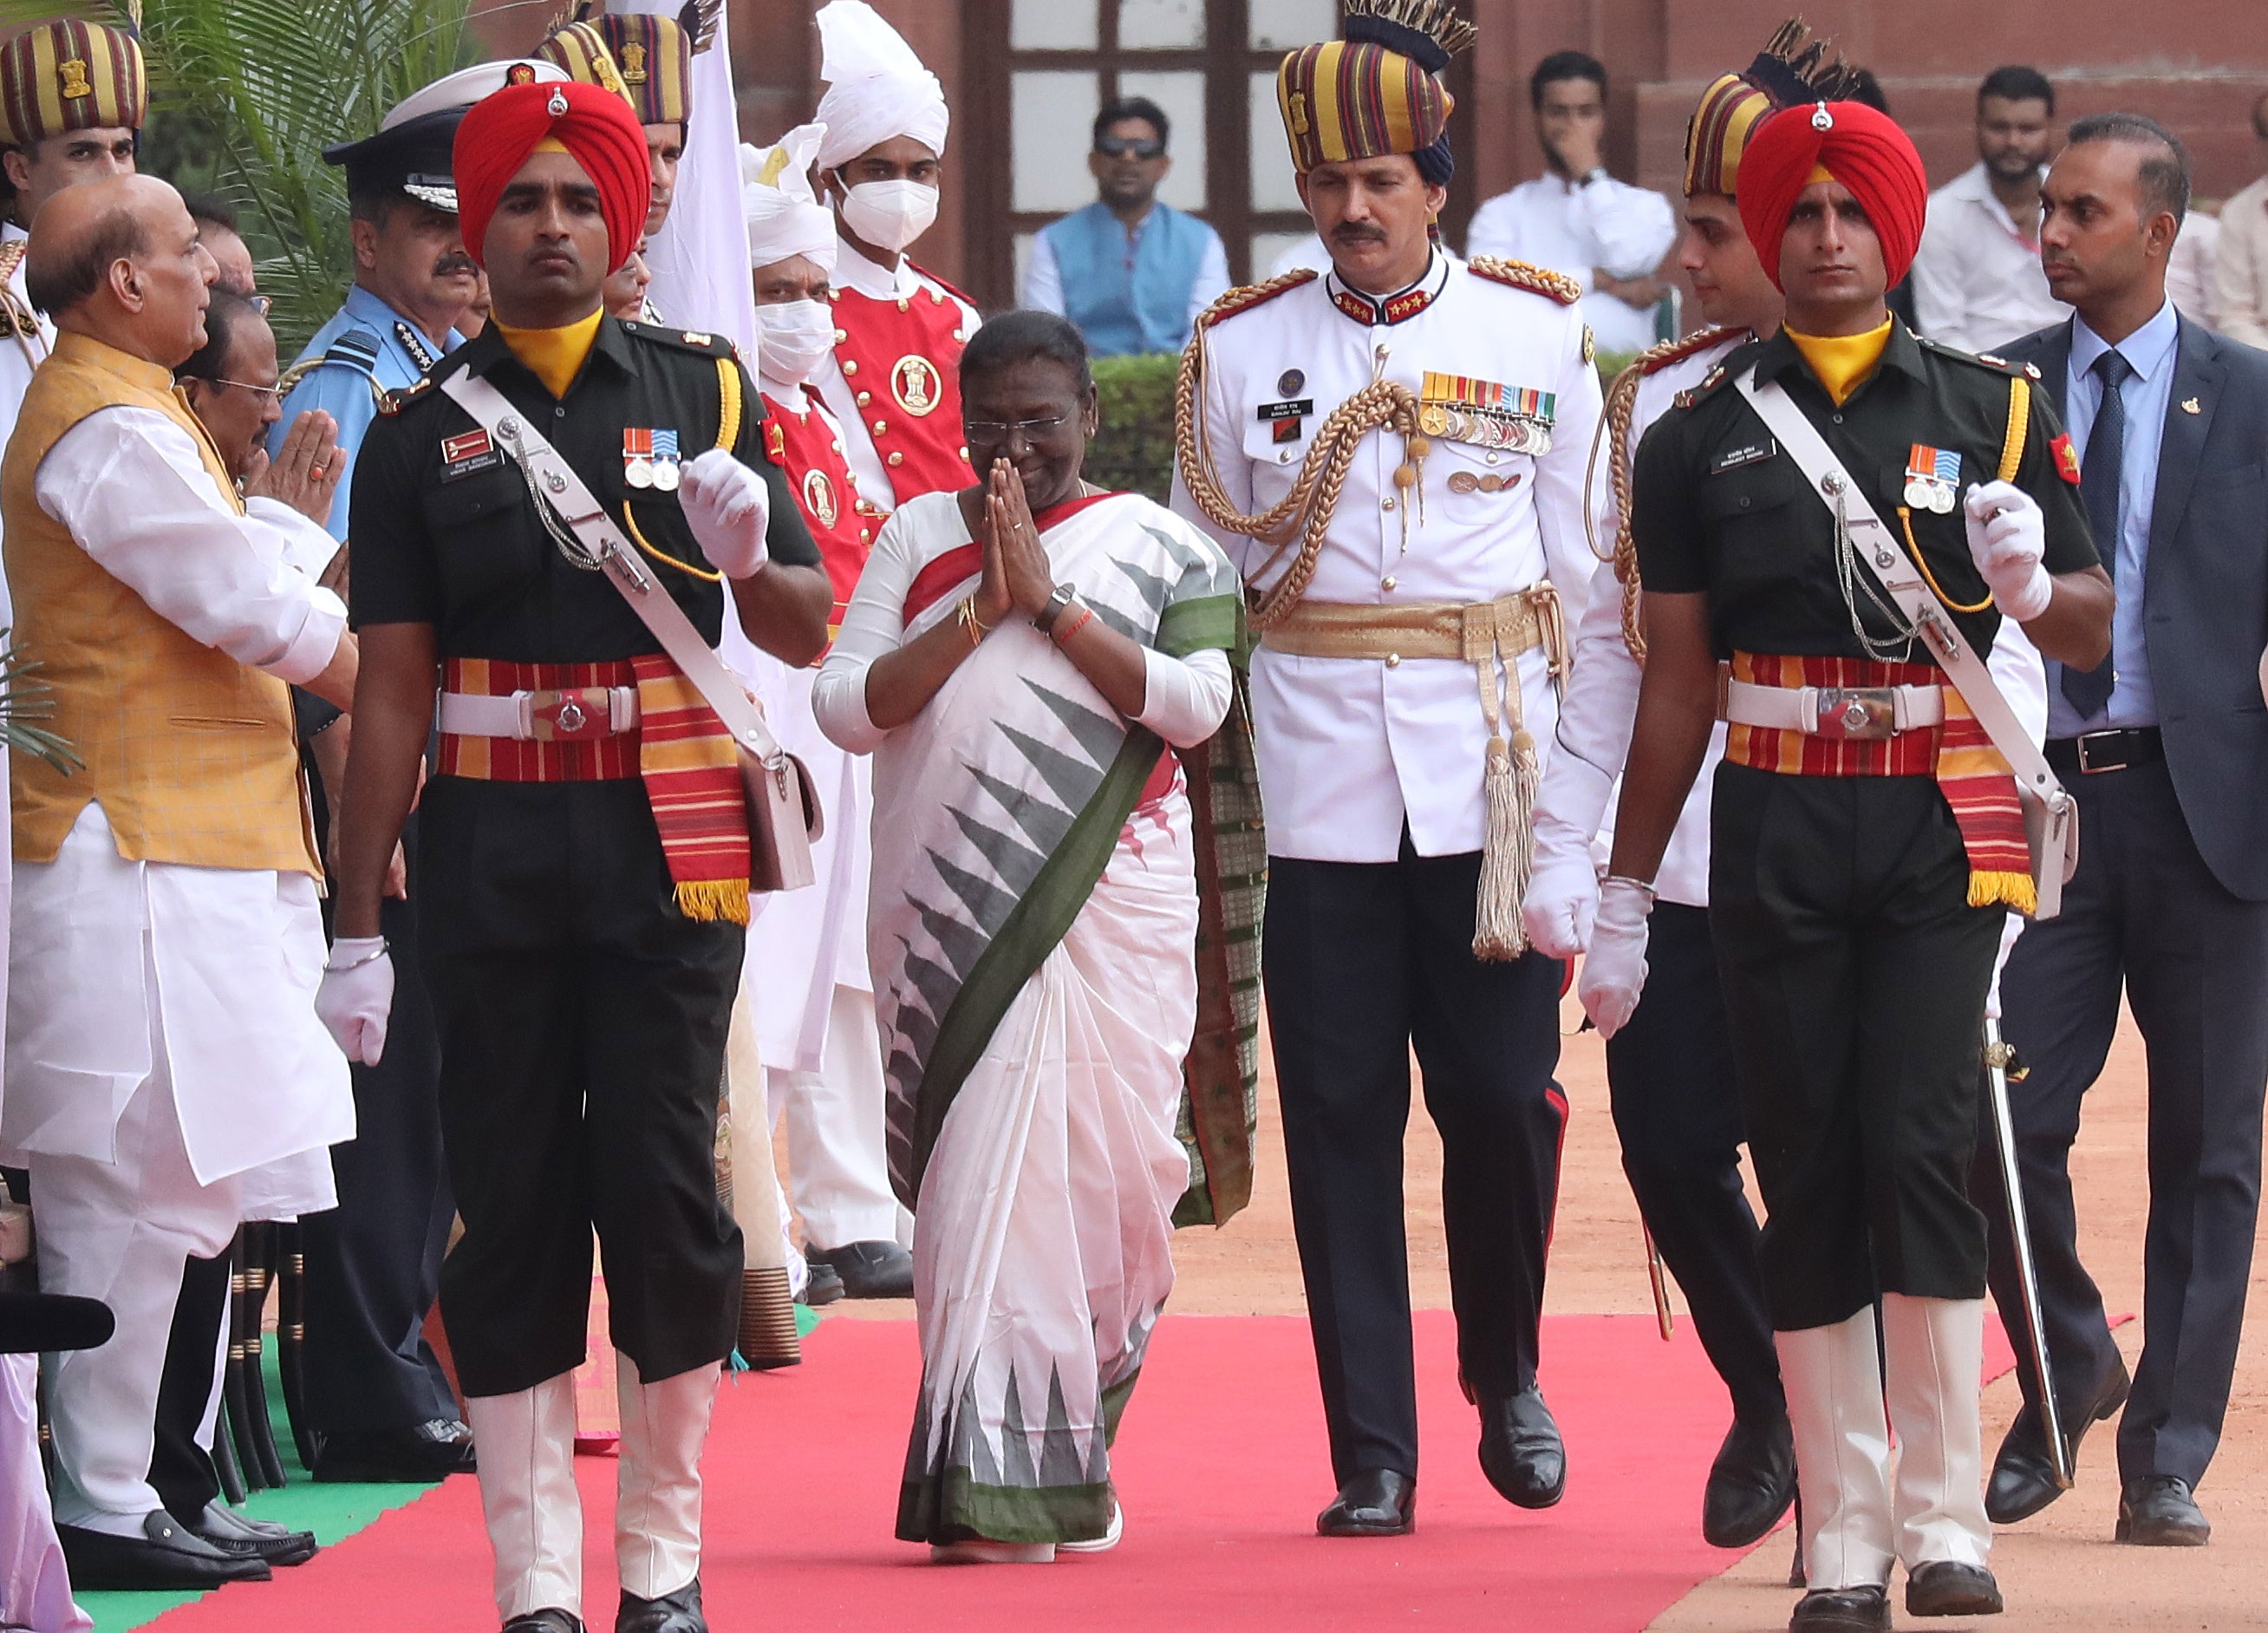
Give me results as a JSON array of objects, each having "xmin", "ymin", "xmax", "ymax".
[{"xmin": 147, "ymin": 1310, "xmax": 1763, "ymax": 1631}]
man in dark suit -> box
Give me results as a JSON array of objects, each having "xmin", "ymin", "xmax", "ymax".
[{"xmin": 1979, "ymin": 112, "xmax": 2268, "ymax": 1549}]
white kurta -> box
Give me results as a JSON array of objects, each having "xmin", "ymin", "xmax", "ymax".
[
  {"xmin": 1172, "ymin": 250, "xmax": 1603, "ymax": 863},
  {"xmin": 2, "ymin": 405, "xmax": 353, "ymax": 1183},
  {"xmin": 811, "ymin": 233, "xmax": 980, "ymax": 511},
  {"xmin": 1465, "ymin": 175, "xmax": 1678, "ymax": 355}
]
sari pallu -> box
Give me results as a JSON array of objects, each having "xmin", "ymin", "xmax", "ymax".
[{"xmin": 853, "ymin": 491, "xmax": 1261, "ymax": 1545}]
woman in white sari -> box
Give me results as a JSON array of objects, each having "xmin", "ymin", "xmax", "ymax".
[{"xmin": 814, "ymin": 312, "xmax": 1261, "ymax": 1562}]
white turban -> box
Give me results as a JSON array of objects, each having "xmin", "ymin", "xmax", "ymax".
[
  {"xmin": 742, "ymin": 124, "xmax": 837, "ymax": 272},
  {"xmin": 811, "ymin": 0, "xmax": 948, "ymax": 173}
]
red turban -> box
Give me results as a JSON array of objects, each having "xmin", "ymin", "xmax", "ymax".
[
  {"xmin": 453, "ymin": 79, "xmax": 650, "ymax": 274},
  {"xmin": 1737, "ymin": 100, "xmax": 1929, "ymax": 291}
]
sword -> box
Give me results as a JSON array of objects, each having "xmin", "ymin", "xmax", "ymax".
[
  {"xmin": 1644, "ymin": 1223, "xmax": 1675, "ymax": 1342},
  {"xmin": 1984, "ymin": 1017, "xmax": 2072, "ymax": 1489}
]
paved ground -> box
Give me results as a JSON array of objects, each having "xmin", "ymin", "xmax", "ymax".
[{"xmin": 821, "ymin": 992, "xmax": 2262, "ymax": 1629}]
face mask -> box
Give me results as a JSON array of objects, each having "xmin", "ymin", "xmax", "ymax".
[
  {"xmin": 755, "ymin": 297, "xmax": 838, "ymax": 385},
  {"xmin": 837, "ymin": 178, "xmax": 939, "ymax": 254}
]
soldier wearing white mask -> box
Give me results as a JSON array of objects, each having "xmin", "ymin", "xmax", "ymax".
[
  {"xmin": 739, "ymin": 123, "xmax": 907, "ymax": 1299},
  {"xmin": 809, "ymin": 0, "xmax": 980, "ymax": 525}
]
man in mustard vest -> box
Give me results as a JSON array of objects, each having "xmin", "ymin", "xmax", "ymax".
[{"xmin": 0, "ymin": 173, "xmax": 359, "ymax": 1591}]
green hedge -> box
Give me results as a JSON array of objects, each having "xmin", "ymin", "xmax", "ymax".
[{"xmin": 1084, "ymin": 348, "xmax": 1640, "ymax": 504}]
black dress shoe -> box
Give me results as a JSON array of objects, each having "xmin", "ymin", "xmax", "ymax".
[
  {"xmin": 798, "ymin": 1259, "xmax": 844, "ymax": 1306},
  {"xmin": 1789, "ymin": 1585, "xmax": 1890, "ymax": 1631},
  {"xmin": 617, "ymin": 1579, "xmax": 706, "ymax": 1633},
  {"xmin": 1476, "ymin": 1388, "xmax": 1565, "ymax": 1509},
  {"xmin": 1905, "ymin": 1559, "xmax": 2003, "ymax": 1617},
  {"xmin": 312, "ymin": 1418, "xmax": 477, "ymax": 1482},
  {"xmin": 57, "ymin": 1512, "xmax": 272, "ymax": 1590},
  {"xmin": 1985, "ymin": 1355, "xmax": 2128, "ymax": 1525},
  {"xmin": 1701, "ymin": 1414, "xmax": 1796, "ymax": 1548},
  {"xmin": 2116, "ymin": 1474, "xmax": 2211, "ymax": 1546},
  {"xmin": 808, "ymin": 1241, "xmax": 913, "ymax": 1299},
  {"xmin": 1316, "ymin": 1468, "xmax": 1416, "ymax": 1536},
  {"xmin": 503, "ymin": 1611, "xmax": 585, "ymax": 1633},
  {"xmin": 184, "ymin": 1500, "xmax": 319, "ymax": 1565}
]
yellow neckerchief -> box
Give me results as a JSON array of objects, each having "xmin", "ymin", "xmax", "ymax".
[
  {"xmin": 1786, "ymin": 316, "xmax": 1893, "ymax": 408},
  {"xmin": 494, "ymin": 307, "xmax": 603, "ymax": 400}
]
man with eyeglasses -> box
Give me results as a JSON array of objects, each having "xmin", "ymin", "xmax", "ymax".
[
  {"xmin": 275, "ymin": 59, "xmax": 570, "ymax": 1489},
  {"xmin": 1024, "ymin": 95, "xmax": 1229, "ymax": 357}
]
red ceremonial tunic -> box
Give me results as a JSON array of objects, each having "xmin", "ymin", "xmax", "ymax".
[
  {"xmin": 830, "ymin": 278, "xmax": 974, "ymax": 506},
  {"xmin": 761, "ymin": 383, "xmax": 882, "ymax": 649}
]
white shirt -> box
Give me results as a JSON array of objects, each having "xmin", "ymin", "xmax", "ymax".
[
  {"xmin": 2211, "ymin": 176, "xmax": 2268, "ymax": 349},
  {"xmin": 1022, "ymin": 210, "xmax": 1231, "ymax": 337},
  {"xmin": 1172, "ymin": 251, "xmax": 1603, "ymax": 862},
  {"xmin": 1465, "ymin": 174, "xmax": 1677, "ymax": 355},
  {"xmin": 0, "ymin": 220, "xmax": 50, "ymax": 1163},
  {"xmin": 1911, "ymin": 161, "xmax": 2069, "ymax": 354},
  {"xmin": 1, "ymin": 405, "xmax": 352, "ymax": 1182},
  {"xmin": 812, "ymin": 233, "xmax": 981, "ymax": 510},
  {"xmin": 2166, "ymin": 211, "xmax": 2220, "ymax": 329}
]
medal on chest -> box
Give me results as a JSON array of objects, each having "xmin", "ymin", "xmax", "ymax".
[
  {"xmin": 1903, "ymin": 444, "xmax": 1960, "ymax": 514},
  {"xmin": 625, "ymin": 428, "xmax": 681, "ymax": 491},
  {"xmin": 1417, "ymin": 372, "xmax": 1557, "ymax": 455}
]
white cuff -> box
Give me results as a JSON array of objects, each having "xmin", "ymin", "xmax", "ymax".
[{"xmin": 260, "ymin": 587, "xmax": 348, "ymax": 686}]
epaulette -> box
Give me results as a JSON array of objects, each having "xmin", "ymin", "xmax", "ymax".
[
  {"xmin": 0, "ymin": 238, "xmax": 24, "ymax": 283},
  {"xmin": 1671, "ymin": 343, "xmax": 1757, "ymax": 411},
  {"xmin": 617, "ymin": 318, "xmax": 738, "ymax": 360},
  {"xmin": 320, "ymin": 327, "xmax": 383, "ymax": 377},
  {"xmin": 1918, "ymin": 333, "xmax": 2043, "ymax": 382},
  {"xmin": 1638, "ymin": 324, "xmax": 1742, "ymax": 376},
  {"xmin": 1468, "ymin": 255, "xmax": 1580, "ymax": 306},
  {"xmin": 909, "ymin": 259, "xmax": 979, "ymax": 313},
  {"xmin": 376, "ymin": 375, "xmax": 436, "ymax": 417},
  {"xmin": 1192, "ymin": 269, "xmax": 1319, "ymax": 335}
]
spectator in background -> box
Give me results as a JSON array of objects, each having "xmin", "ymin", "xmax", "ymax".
[
  {"xmin": 183, "ymin": 193, "xmax": 256, "ymax": 297},
  {"xmin": 1023, "ymin": 96, "xmax": 1228, "ymax": 356},
  {"xmin": 1466, "ymin": 50, "xmax": 1676, "ymax": 353},
  {"xmin": 2212, "ymin": 91, "xmax": 2268, "ymax": 346},
  {"xmin": 2167, "ymin": 201, "xmax": 2220, "ymax": 327},
  {"xmin": 1912, "ymin": 65, "xmax": 2069, "ymax": 351}
]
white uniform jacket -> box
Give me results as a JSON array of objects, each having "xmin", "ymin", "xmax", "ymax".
[
  {"xmin": 1539, "ymin": 329, "xmax": 2051, "ymax": 912},
  {"xmin": 1173, "ymin": 250, "xmax": 1603, "ymax": 863},
  {"xmin": 811, "ymin": 233, "xmax": 981, "ymax": 513}
]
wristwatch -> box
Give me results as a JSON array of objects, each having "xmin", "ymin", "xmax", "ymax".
[{"xmin": 1037, "ymin": 581, "xmax": 1079, "ymax": 633}]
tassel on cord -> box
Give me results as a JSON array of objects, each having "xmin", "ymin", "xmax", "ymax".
[
  {"xmin": 1472, "ymin": 727, "xmax": 1535, "ymax": 961},
  {"xmin": 675, "ymin": 878, "xmax": 752, "ymax": 924}
]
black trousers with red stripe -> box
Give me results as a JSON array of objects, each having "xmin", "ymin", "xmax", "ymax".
[{"xmin": 1264, "ymin": 836, "xmax": 1567, "ymax": 1485}]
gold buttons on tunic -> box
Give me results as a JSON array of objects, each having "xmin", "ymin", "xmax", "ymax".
[
  {"xmin": 1381, "ymin": 497, "xmax": 1396, "ymax": 513},
  {"xmin": 896, "ymin": 298, "xmax": 909, "ymax": 312},
  {"xmin": 843, "ymin": 360, "xmax": 859, "ymax": 376},
  {"xmin": 857, "ymin": 390, "xmax": 872, "ymax": 407},
  {"xmin": 1381, "ymin": 575, "xmax": 1397, "ymax": 591},
  {"xmin": 958, "ymin": 446, "xmax": 969, "ymax": 460},
  {"xmin": 833, "ymin": 329, "xmax": 848, "ymax": 342},
  {"xmin": 872, "ymin": 420, "xmax": 888, "ymax": 434},
  {"xmin": 888, "ymin": 452, "xmax": 904, "ymax": 467},
  {"xmin": 1385, "ymin": 653, "xmax": 1402, "ymax": 668}
]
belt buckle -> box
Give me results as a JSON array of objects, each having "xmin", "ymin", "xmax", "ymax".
[
  {"xmin": 1815, "ymin": 686, "xmax": 1895, "ymax": 740},
  {"xmin": 528, "ymin": 688, "xmax": 604, "ymax": 741},
  {"xmin": 2076, "ymin": 731, "xmax": 2121, "ymax": 774}
]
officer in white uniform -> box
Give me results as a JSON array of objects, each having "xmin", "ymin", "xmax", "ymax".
[{"xmin": 1174, "ymin": 0, "xmax": 1600, "ymax": 1538}]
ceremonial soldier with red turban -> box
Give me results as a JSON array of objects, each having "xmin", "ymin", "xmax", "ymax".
[
  {"xmin": 1597, "ymin": 98, "xmax": 2112, "ymax": 1629},
  {"xmin": 317, "ymin": 79, "xmax": 829, "ymax": 1633}
]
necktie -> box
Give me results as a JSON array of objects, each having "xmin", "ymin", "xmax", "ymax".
[{"xmin": 2061, "ymin": 348, "xmax": 2131, "ymax": 719}]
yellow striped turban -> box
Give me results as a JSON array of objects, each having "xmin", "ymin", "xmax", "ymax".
[{"xmin": 0, "ymin": 19, "xmax": 143, "ymax": 147}]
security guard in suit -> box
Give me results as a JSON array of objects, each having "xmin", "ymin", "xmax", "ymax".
[{"xmin": 282, "ymin": 58, "xmax": 570, "ymax": 1486}]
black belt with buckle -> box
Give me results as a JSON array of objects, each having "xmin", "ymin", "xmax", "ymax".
[{"xmin": 2048, "ymin": 726, "xmax": 2162, "ymax": 775}]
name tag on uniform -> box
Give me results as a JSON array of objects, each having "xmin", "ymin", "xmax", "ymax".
[
  {"xmin": 1259, "ymin": 397, "xmax": 1313, "ymax": 446},
  {"xmin": 1417, "ymin": 372, "xmax": 1554, "ymax": 455},
  {"xmin": 440, "ymin": 428, "xmax": 501, "ymax": 480},
  {"xmin": 1709, "ymin": 439, "xmax": 1777, "ymax": 475}
]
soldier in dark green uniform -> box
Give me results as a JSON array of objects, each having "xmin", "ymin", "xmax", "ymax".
[
  {"xmin": 317, "ymin": 81, "xmax": 827, "ymax": 1633},
  {"xmin": 1586, "ymin": 101, "xmax": 2112, "ymax": 1632}
]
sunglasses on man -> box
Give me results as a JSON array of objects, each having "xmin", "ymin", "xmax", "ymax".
[{"xmin": 1093, "ymin": 136, "xmax": 1165, "ymax": 160}]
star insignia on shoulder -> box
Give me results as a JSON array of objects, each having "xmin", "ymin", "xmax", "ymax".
[{"xmin": 681, "ymin": 330, "xmax": 712, "ymax": 346}]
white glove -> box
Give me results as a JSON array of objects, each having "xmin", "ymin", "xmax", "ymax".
[
  {"xmin": 1521, "ymin": 815, "xmax": 1602, "ymax": 960},
  {"xmin": 679, "ymin": 448, "xmax": 771, "ymax": 579},
  {"xmin": 1963, "ymin": 480, "xmax": 2051, "ymax": 621},
  {"xmin": 1984, "ymin": 910, "xmax": 2027, "ymax": 1022},
  {"xmin": 1578, "ymin": 878, "xmax": 1655, "ymax": 1041},
  {"xmin": 316, "ymin": 937, "xmax": 394, "ymax": 1067}
]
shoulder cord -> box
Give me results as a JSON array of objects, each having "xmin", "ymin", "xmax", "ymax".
[
  {"xmin": 1175, "ymin": 319, "xmax": 1420, "ymax": 632},
  {"xmin": 615, "ymin": 355, "xmax": 746, "ymax": 585},
  {"xmin": 1586, "ymin": 357, "xmax": 1647, "ymax": 663}
]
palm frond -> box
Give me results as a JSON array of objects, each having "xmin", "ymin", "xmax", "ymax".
[
  {"xmin": 0, "ymin": 0, "xmax": 484, "ymax": 349},
  {"xmin": 0, "ymin": 631, "xmax": 79, "ymax": 774}
]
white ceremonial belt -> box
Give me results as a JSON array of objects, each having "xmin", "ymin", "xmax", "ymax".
[
  {"xmin": 1721, "ymin": 677, "xmax": 1942, "ymax": 740},
  {"xmin": 438, "ymin": 686, "xmax": 640, "ymax": 741}
]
